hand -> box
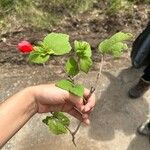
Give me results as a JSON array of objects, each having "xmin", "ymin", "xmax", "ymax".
[
  {"xmin": 0, "ymin": 84, "xmax": 95, "ymax": 147},
  {"xmin": 32, "ymin": 84, "xmax": 96, "ymax": 124}
]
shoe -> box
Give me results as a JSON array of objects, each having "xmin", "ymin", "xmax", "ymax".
[
  {"xmin": 128, "ymin": 78, "xmax": 150, "ymax": 99},
  {"xmin": 137, "ymin": 119, "xmax": 150, "ymax": 136}
]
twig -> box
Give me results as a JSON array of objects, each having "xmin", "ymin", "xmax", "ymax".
[
  {"xmin": 94, "ymin": 54, "xmax": 104, "ymax": 90},
  {"xmin": 71, "ymin": 121, "xmax": 82, "ymax": 146},
  {"xmin": 63, "ymin": 125, "xmax": 77, "ymax": 146},
  {"xmin": 70, "ymin": 86, "xmax": 96, "ymax": 146}
]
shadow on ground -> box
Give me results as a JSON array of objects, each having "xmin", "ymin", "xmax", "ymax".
[
  {"xmin": 89, "ymin": 67, "xmax": 150, "ymax": 149},
  {"xmin": 127, "ymin": 134, "xmax": 150, "ymax": 150}
]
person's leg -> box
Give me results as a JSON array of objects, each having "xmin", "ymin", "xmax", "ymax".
[
  {"xmin": 136, "ymin": 65, "xmax": 150, "ymax": 136},
  {"xmin": 128, "ymin": 64, "xmax": 150, "ymax": 98},
  {"xmin": 142, "ymin": 63, "xmax": 150, "ymax": 81}
]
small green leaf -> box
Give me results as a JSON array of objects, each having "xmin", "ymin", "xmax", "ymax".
[
  {"xmin": 80, "ymin": 57, "xmax": 92, "ymax": 73},
  {"xmin": 43, "ymin": 33, "xmax": 72, "ymax": 55},
  {"xmin": 65, "ymin": 57, "xmax": 79, "ymax": 77},
  {"xmin": 34, "ymin": 46, "xmax": 54, "ymax": 55},
  {"xmin": 29, "ymin": 51, "xmax": 50, "ymax": 64},
  {"xmin": 42, "ymin": 116, "xmax": 51, "ymax": 125},
  {"xmin": 53, "ymin": 112, "xmax": 70, "ymax": 126},
  {"xmin": 69, "ymin": 84, "xmax": 84, "ymax": 97},
  {"xmin": 74, "ymin": 40, "xmax": 92, "ymax": 58},
  {"xmin": 56, "ymin": 79, "xmax": 84, "ymax": 97},
  {"xmin": 43, "ymin": 116, "xmax": 67, "ymax": 135}
]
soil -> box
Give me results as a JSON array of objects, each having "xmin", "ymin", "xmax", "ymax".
[{"xmin": 1, "ymin": 3, "xmax": 150, "ymax": 150}]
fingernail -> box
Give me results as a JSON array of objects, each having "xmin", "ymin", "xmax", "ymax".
[{"xmin": 85, "ymin": 119, "xmax": 90, "ymax": 125}]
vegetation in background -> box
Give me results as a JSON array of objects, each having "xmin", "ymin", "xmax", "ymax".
[
  {"xmin": 0, "ymin": 0, "xmax": 149, "ymax": 31},
  {"xmin": 0, "ymin": 0, "xmax": 94, "ymax": 30},
  {"xmin": 106, "ymin": 0, "xmax": 131, "ymax": 14}
]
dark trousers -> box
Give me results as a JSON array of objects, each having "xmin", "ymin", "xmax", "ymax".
[{"xmin": 142, "ymin": 64, "xmax": 150, "ymax": 81}]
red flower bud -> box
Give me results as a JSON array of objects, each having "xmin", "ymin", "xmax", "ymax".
[{"xmin": 17, "ymin": 41, "xmax": 33, "ymax": 53}]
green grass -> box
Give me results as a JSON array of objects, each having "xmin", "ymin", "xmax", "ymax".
[
  {"xmin": 0, "ymin": 0, "xmax": 94, "ymax": 30},
  {"xmin": 0, "ymin": 0, "xmax": 149, "ymax": 31}
]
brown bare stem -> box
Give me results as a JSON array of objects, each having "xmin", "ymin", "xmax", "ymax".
[
  {"xmin": 70, "ymin": 86, "xmax": 96, "ymax": 146},
  {"xmin": 94, "ymin": 54, "xmax": 104, "ymax": 90}
]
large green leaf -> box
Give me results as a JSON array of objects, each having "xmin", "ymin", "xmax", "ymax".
[
  {"xmin": 43, "ymin": 116, "xmax": 67, "ymax": 135},
  {"xmin": 111, "ymin": 42, "xmax": 128, "ymax": 57},
  {"xmin": 98, "ymin": 39, "xmax": 110, "ymax": 54},
  {"xmin": 69, "ymin": 84, "xmax": 84, "ymax": 98},
  {"xmin": 79, "ymin": 57, "xmax": 92, "ymax": 73},
  {"xmin": 53, "ymin": 112, "xmax": 70, "ymax": 126},
  {"xmin": 43, "ymin": 33, "xmax": 72, "ymax": 55},
  {"xmin": 55, "ymin": 79, "xmax": 73, "ymax": 91},
  {"xmin": 74, "ymin": 40, "xmax": 92, "ymax": 58},
  {"xmin": 56, "ymin": 79, "xmax": 84, "ymax": 97},
  {"xmin": 65, "ymin": 57, "xmax": 79, "ymax": 77},
  {"xmin": 98, "ymin": 32, "xmax": 133, "ymax": 56},
  {"xmin": 109, "ymin": 32, "xmax": 133, "ymax": 44}
]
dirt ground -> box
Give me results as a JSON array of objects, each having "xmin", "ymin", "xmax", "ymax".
[{"xmin": 0, "ymin": 4, "xmax": 150, "ymax": 150}]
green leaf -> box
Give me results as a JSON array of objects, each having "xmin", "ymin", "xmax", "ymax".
[
  {"xmin": 43, "ymin": 116, "xmax": 67, "ymax": 135},
  {"xmin": 98, "ymin": 39, "xmax": 110, "ymax": 54},
  {"xmin": 98, "ymin": 32, "xmax": 133, "ymax": 56},
  {"xmin": 29, "ymin": 51, "xmax": 50, "ymax": 64},
  {"xmin": 53, "ymin": 112, "xmax": 70, "ymax": 126},
  {"xmin": 55, "ymin": 79, "xmax": 73, "ymax": 91},
  {"xmin": 111, "ymin": 42, "xmax": 128, "ymax": 57},
  {"xmin": 69, "ymin": 84, "xmax": 84, "ymax": 97},
  {"xmin": 109, "ymin": 32, "xmax": 133, "ymax": 44},
  {"xmin": 34, "ymin": 46, "xmax": 54, "ymax": 55},
  {"xmin": 65, "ymin": 57, "xmax": 79, "ymax": 77},
  {"xmin": 43, "ymin": 33, "xmax": 72, "ymax": 55},
  {"xmin": 56, "ymin": 79, "xmax": 84, "ymax": 97},
  {"xmin": 74, "ymin": 40, "xmax": 92, "ymax": 58},
  {"xmin": 80, "ymin": 57, "xmax": 92, "ymax": 73}
]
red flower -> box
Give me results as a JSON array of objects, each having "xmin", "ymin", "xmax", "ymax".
[{"xmin": 17, "ymin": 41, "xmax": 33, "ymax": 53}]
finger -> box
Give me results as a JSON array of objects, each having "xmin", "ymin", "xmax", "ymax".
[
  {"xmin": 67, "ymin": 93, "xmax": 84, "ymax": 111},
  {"xmin": 68, "ymin": 109, "xmax": 90, "ymax": 125},
  {"xmin": 46, "ymin": 104, "xmax": 65, "ymax": 112},
  {"xmin": 75, "ymin": 103, "xmax": 84, "ymax": 112},
  {"xmin": 68, "ymin": 108, "xmax": 83, "ymax": 122},
  {"xmin": 83, "ymin": 118, "xmax": 90, "ymax": 125},
  {"xmin": 83, "ymin": 88, "xmax": 96, "ymax": 112}
]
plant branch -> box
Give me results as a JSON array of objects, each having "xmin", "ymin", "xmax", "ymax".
[
  {"xmin": 51, "ymin": 54, "xmax": 104, "ymax": 146},
  {"xmin": 52, "ymin": 56, "xmax": 74, "ymax": 82},
  {"xmin": 70, "ymin": 86, "xmax": 96, "ymax": 146},
  {"xmin": 94, "ymin": 54, "xmax": 104, "ymax": 90},
  {"xmin": 70, "ymin": 54, "xmax": 104, "ymax": 145}
]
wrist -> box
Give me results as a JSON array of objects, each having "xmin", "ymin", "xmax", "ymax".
[
  {"xmin": 0, "ymin": 86, "xmax": 38, "ymax": 146},
  {"xmin": 23, "ymin": 86, "xmax": 38, "ymax": 115}
]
